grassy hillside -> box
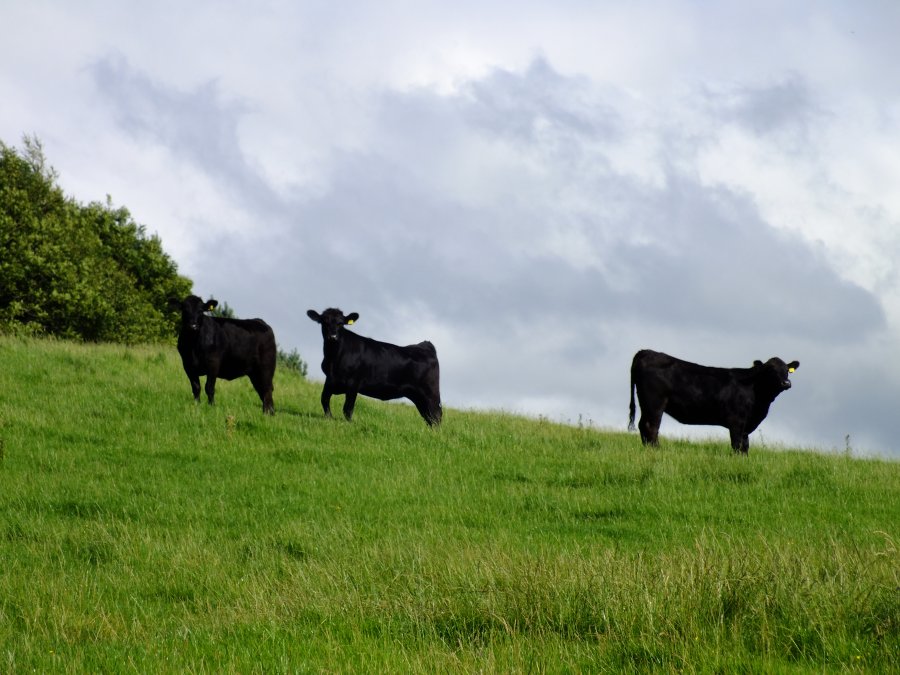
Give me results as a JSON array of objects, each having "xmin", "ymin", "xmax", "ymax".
[{"xmin": 0, "ymin": 336, "xmax": 897, "ymax": 672}]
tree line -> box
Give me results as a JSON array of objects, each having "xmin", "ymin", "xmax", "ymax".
[{"xmin": 0, "ymin": 136, "xmax": 191, "ymax": 343}]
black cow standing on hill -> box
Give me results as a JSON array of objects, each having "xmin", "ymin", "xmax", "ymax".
[
  {"xmin": 173, "ymin": 295, "xmax": 276, "ymax": 414},
  {"xmin": 307, "ymin": 308, "xmax": 442, "ymax": 426},
  {"xmin": 628, "ymin": 349, "xmax": 799, "ymax": 453}
]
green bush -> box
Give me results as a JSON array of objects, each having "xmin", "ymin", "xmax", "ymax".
[
  {"xmin": 277, "ymin": 347, "xmax": 308, "ymax": 378},
  {"xmin": 0, "ymin": 136, "xmax": 192, "ymax": 343}
]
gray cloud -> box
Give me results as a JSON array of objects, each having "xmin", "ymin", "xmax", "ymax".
[
  {"xmin": 608, "ymin": 176, "xmax": 885, "ymax": 341},
  {"xmin": 462, "ymin": 57, "xmax": 620, "ymax": 144},
  {"xmin": 248, "ymin": 63, "xmax": 884, "ymax": 342},
  {"xmin": 704, "ymin": 74, "xmax": 820, "ymax": 137},
  {"xmin": 90, "ymin": 54, "xmax": 281, "ymax": 218}
]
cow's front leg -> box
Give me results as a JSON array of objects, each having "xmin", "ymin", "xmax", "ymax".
[
  {"xmin": 205, "ymin": 374, "xmax": 217, "ymax": 406},
  {"xmin": 729, "ymin": 427, "xmax": 748, "ymax": 454},
  {"xmin": 321, "ymin": 380, "xmax": 334, "ymax": 418},
  {"xmin": 188, "ymin": 375, "xmax": 202, "ymax": 403},
  {"xmin": 343, "ymin": 391, "xmax": 358, "ymax": 421}
]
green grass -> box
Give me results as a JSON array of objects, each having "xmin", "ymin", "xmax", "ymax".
[{"xmin": 0, "ymin": 336, "xmax": 897, "ymax": 672}]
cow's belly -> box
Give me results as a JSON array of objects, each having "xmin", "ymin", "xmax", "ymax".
[
  {"xmin": 213, "ymin": 359, "xmax": 253, "ymax": 380},
  {"xmin": 216, "ymin": 370, "xmax": 247, "ymax": 381},
  {"xmin": 665, "ymin": 400, "xmax": 726, "ymax": 426},
  {"xmin": 358, "ymin": 382, "xmax": 404, "ymax": 401},
  {"xmin": 330, "ymin": 369, "xmax": 410, "ymax": 401}
]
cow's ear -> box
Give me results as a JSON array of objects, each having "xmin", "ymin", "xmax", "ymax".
[
  {"xmin": 205, "ymin": 299, "xmax": 218, "ymax": 311},
  {"xmin": 307, "ymin": 310, "xmax": 322, "ymax": 323},
  {"xmin": 167, "ymin": 297, "xmax": 182, "ymax": 310},
  {"xmin": 788, "ymin": 360, "xmax": 799, "ymax": 373},
  {"xmin": 753, "ymin": 360, "xmax": 763, "ymax": 368},
  {"xmin": 346, "ymin": 312, "xmax": 359, "ymax": 325}
]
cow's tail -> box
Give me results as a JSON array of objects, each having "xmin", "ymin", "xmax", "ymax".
[{"xmin": 628, "ymin": 358, "xmax": 637, "ymax": 431}]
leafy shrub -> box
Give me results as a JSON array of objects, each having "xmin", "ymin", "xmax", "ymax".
[
  {"xmin": 0, "ymin": 136, "xmax": 192, "ymax": 343},
  {"xmin": 277, "ymin": 348, "xmax": 308, "ymax": 378}
]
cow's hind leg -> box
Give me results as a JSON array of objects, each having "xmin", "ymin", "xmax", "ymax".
[
  {"xmin": 427, "ymin": 402, "xmax": 443, "ymax": 426},
  {"xmin": 250, "ymin": 372, "xmax": 275, "ymax": 415},
  {"xmin": 342, "ymin": 391, "xmax": 358, "ymax": 421}
]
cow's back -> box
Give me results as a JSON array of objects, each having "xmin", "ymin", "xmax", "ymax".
[
  {"xmin": 633, "ymin": 350, "xmax": 749, "ymax": 425},
  {"xmin": 217, "ymin": 318, "xmax": 275, "ymax": 351},
  {"xmin": 330, "ymin": 332, "xmax": 439, "ymax": 399},
  {"xmin": 632, "ymin": 349, "xmax": 682, "ymax": 392},
  {"xmin": 406, "ymin": 340, "xmax": 438, "ymax": 362},
  {"xmin": 634, "ymin": 350, "xmax": 732, "ymax": 390},
  {"xmin": 191, "ymin": 317, "xmax": 275, "ymax": 379},
  {"xmin": 221, "ymin": 318, "xmax": 275, "ymax": 370},
  {"xmin": 408, "ymin": 341, "xmax": 440, "ymax": 384}
]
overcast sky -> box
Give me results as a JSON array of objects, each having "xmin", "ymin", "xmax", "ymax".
[{"xmin": 3, "ymin": 1, "xmax": 899, "ymax": 457}]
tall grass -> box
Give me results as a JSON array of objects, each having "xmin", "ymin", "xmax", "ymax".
[{"xmin": 0, "ymin": 336, "xmax": 896, "ymax": 671}]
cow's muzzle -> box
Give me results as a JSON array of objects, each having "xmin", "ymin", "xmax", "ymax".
[{"xmin": 782, "ymin": 380, "xmax": 792, "ymax": 389}]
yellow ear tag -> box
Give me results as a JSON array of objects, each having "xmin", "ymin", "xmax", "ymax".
[
  {"xmin": 347, "ymin": 319, "xmax": 355, "ymax": 325},
  {"xmin": 788, "ymin": 368, "xmax": 795, "ymax": 373}
]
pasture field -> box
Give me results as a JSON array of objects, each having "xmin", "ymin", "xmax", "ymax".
[{"xmin": 0, "ymin": 336, "xmax": 897, "ymax": 672}]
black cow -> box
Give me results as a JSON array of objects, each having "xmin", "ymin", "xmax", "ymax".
[
  {"xmin": 307, "ymin": 308, "xmax": 442, "ymax": 426},
  {"xmin": 628, "ymin": 349, "xmax": 799, "ymax": 453},
  {"xmin": 173, "ymin": 295, "xmax": 276, "ymax": 414}
]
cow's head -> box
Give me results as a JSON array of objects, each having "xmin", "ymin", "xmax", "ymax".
[
  {"xmin": 753, "ymin": 358, "xmax": 800, "ymax": 391},
  {"xmin": 174, "ymin": 295, "xmax": 218, "ymax": 331},
  {"xmin": 307, "ymin": 308, "xmax": 359, "ymax": 341}
]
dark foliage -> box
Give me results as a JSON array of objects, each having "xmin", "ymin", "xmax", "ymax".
[
  {"xmin": 277, "ymin": 347, "xmax": 308, "ymax": 378},
  {"xmin": 0, "ymin": 136, "xmax": 192, "ymax": 343}
]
